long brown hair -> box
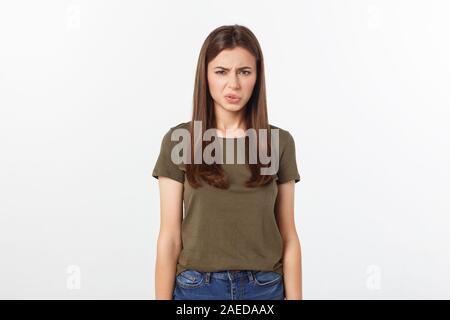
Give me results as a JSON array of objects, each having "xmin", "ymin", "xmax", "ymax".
[{"xmin": 186, "ymin": 24, "xmax": 274, "ymax": 189}]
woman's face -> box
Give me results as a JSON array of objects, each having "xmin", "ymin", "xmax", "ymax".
[{"xmin": 207, "ymin": 47, "xmax": 257, "ymax": 113}]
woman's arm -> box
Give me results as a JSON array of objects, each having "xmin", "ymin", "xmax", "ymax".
[
  {"xmin": 275, "ymin": 180, "xmax": 303, "ymax": 300},
  {"xmin": 155, "ymin": 177, "xmax": 184, "ymax": 300}
]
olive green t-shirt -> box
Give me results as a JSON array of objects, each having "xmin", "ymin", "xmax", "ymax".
[{"xmin": 152, "ymin": 121, "xmax": 301, "ymax": 276}]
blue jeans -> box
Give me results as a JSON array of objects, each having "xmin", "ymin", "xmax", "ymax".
[{"xmin": 173, "ymin": 269, "xmax": 285, "ymax": 300}]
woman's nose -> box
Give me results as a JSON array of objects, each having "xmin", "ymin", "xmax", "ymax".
[{"xmin": 228, "ymin": 75, "xmax": 240, "ymax": 89}]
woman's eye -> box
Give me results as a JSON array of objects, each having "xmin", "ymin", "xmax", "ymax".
[{"xmin": 215, "ymin": 70, "xmax": 251, "ymax": 75}]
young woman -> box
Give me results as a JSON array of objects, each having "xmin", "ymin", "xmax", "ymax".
[{"xmin": 152, "ymin": 25, "xmax": 302, "ymax": 300}]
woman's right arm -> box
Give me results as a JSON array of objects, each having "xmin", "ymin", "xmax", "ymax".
[{"xmin": 155, "ymin": 176, "xmax": 184, "ymax": 300}]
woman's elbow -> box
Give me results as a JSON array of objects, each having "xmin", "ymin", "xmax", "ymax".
[{"xmin": 157, "ymin": 234, "xmax": 182, "ymax": 254}]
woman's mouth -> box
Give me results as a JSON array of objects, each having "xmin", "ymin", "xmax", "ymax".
[{"xmin": 224, "ymin": 94, "xmax": 241, "ymax": 104}]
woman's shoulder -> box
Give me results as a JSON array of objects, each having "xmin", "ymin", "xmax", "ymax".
[
  {"xmin": 269, "ymin": 123, "xmax": 289, "ymax": 133},
  {"xmin": 269, "ymin": 124, "xmax": 295, "ymax": 143},
  {"xmin": 157, "ymin": 121, "xmax": 191, "ymax": 149},
  {"xmin": 160, "ymin": 121, "xmax": 191, "ymax": 138},
  {"xmin": 168, "ymin": 121, "xmax": 191, "ymax": 132}
]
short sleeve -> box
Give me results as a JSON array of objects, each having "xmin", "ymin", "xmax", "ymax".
[
  {"xmin": 152, "ymin": 128, "xmax": 185, "ymax": 184},
  {"xmin": 277, "ymin": 130, "xmax": 301, "ymax": 184}
]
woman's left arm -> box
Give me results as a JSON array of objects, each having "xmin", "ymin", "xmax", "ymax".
[{"xmin": 275, "ymin": 180, "xmax": 303, "ymax": 300}]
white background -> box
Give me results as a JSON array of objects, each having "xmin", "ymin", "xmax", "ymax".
[{"xmin": 1, "ymin": 0, "xmax": 449, "ymax": 299}]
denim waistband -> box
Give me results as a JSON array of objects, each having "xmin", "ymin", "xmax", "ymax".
[{"xmin": 204, "ymin": 270, "xmax": 255, "ymax": 282}]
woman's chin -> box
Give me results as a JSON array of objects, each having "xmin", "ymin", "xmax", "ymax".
[{"xmin": 222, "ymin": 102, "xmax": 245, "ymax": 112}]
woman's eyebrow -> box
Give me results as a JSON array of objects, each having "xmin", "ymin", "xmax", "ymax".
[{"xmin": 214, "ymin": 66, "xmax": 253, "ymax": 70}]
